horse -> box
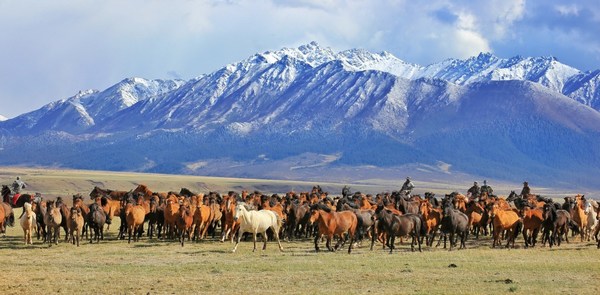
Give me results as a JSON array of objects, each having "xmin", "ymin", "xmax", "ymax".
[
  {"xmin": 87, "ymin": 203, "xmax": 106, "ymax": 243},
  {"xmin": 489, "ymin": 203, "xmax": 522, "ymax": 249},
  {"xmin": 437, "ymin": 202, "xmax": 469, "ymax": 251},
  {"xmin": 594, "ymin": 205, "xmax": 600, "ymax": 248},
  {"xmin": 520, "ymin": 205, "xmax": 544, "ymax": 248},
  {"xmin": 163, "ymin": 195, "xmax": 180, "ymax": 240},
  {"xmin": 19, "ymin": 202, "xmax": 36, "ymax": 245},
  {"xmin": 231, "ymin": 202, "xmax": 284, "ymax": 253},
  {"xmin": 192, "ymin": 202, "xmax": 213, "ymax": 241},
  {"xmin": 69, "ymin": 207, "xmax": 84, "ymax": 247},
  {"xmin": 55, "ymin": 197, "xmax": 71, "ymax": 241},
  {"xmin": 45, "ymin": 200, "xmax": 63, "ymax": 246},
  {"xmin": 419, "ymin": 200, "xmax": 442, "ymax": 246},
  {"xmin": 31, "ymin": 199, "xmax": 46, "ymax": 241},
  {"xmin": 340, "ymin": 203, "xmax": 375, "ymax": 246},
  {"xmin": 125, "ymin": 201, "xmax": 146, "ymax": 243},
  {"xmin": 583, "ymin": 199, "xmax": 598, "ymax": 242},
  {"xmin": 0, "ymin": 204, "xmax": 5, "ymax": 237},
  {"xmin": 570, "ymin": 195, "xmax": 588, "ymax": 242},
  {"xmin": 89, "ymin": 186, "xmax": 128, "ymax": 201},
  {"xmin": 309, "ymin": 203, "xmax": 358, "ymax": 254},
  {"xmin": 464, "ymin": 201, "xmax": 485, "ymax": 239},
  {"xmin": 221, "ymin": 194, "xmax": 239, "ymax": 243},
  {"xmin": 373, "ymin": 205, "xmax": 423, "ymax": 253},
  {"xmin": 285, "ymin": 200, "xmax": 311, "ymax": 240},
  {"xmin": 0, "ymin": 201, "xmax": 14, "ymax": 228},
  {"xmin": 2, "ymin": 185, "xmax": 34, "ymax": 208},
  {"xmin": 207, "ymin": 196, "xmax": 222, "ymax": 239},
  {"xmin": 395, "ymin": 192, "xmax": 420, "ymax": 215},
  {"xmin": 176, "ymin": 205, "xmax": 194, "ymax": 246},
  {"xmin": 147, "ymin": 197, "xmax": 164, "ymax": 239},
  {"xmin": 72, "ymin": 194, "xmax": 90, "ymax": 239},
  {"xmin": 542, "ymin": 203, "xmax": 571, "ymax": 247}
]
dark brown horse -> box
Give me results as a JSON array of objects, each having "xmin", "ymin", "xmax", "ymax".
[
  {"xmin": 373, "ymin": 205, "xmax": 424, "ymax": 253},
  {"xmin": 2, "ymin": 185, "xmax": 34, "ymax": 208},
  {"xmin": 89, "ymin": 186, "xmax": 128, "ymax": 201}
]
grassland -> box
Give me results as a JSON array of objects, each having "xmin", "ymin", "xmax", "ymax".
[{"xmin": 0, "ymin": 167, "xmax": 599, "ymax": 294}]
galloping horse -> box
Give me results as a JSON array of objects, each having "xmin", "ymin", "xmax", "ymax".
[
  {"xmin": 489, "ymin": 203, "xmax": 522, "ymax": 249},
  {"xmin": 231, "ymin": 202, "xmax": 284, "ymax": 253},
  {"xmin": 373, "ymin": 206, "xmax": 423, "ymax": 253},
  {"xmin": 2, "ymin": 185, "xmax": 34, "ymax": 208},
  {"xmin": 570, "ymin": 195, "xmax": 588, "ymax": 242},
  {"xmin": 310, "ymin": 203, "xmax": 358, "ymax": 254}
]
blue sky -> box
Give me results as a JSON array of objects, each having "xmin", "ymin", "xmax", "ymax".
[{"xmin": 1, "ymin": 0, "xmax": 599, "ymax": 118}]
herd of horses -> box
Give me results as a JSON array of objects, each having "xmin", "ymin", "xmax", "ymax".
[{"xmin": 1, "ymin": 183, "xmax": 599, "ymax": 253}]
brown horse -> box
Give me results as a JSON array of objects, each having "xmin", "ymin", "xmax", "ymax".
[
  {"xmin": 489, "ymin": 204, "xmax": 522, "ymax": 248},
  {"xmin": 220, "ymin": 194, "xmax": 239, "ymax": 243},
  {"xmin": 163, "ymin": 194, "xmax": 180, "ymax": 240},
  {"xmin": 176, "ymin": 205, "xmax": 194, "ymax": 246},
  {"xmin": 309, "ymin": 203, "xmax": 358, "ymax": 253},
  {"xmin": 89, "ymin": 186, "xmax": 128, "ymax": 201},
  {"xmin": 0, "ymin": 204, "xmax": 5, "ymax": 237},
  {"xmin": 125, "ymin": 202, "xmax": 146, "ymax": 243},
  {"xmin": 570, "ymin": 195, "xmax": 588, "ymax": 242},
  {"xmin": 419, "ymin": 200, "xmax": 442, "ymax": 246},
  {"xmin": 69, "ymin": 207, "xmax": 84, "ymax": 247},
  {"xmin": 192, "ymin": 203, "xmax": 213, "ymax": 241},
  {"xmin": 0, "ymin": 202, "xmax": 14, "ymax": 228},
  {"xmin": 520, "ymin": 205, "xmax": 544, "ymax": 248},
  {"xmin": 45, "ymin": 200, "xmax": 63, "ymax": 246},
  {"xmin": 373, "ymin": 206, "xmax": 424, "ymax": 253}
]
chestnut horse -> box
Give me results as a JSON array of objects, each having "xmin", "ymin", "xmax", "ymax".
[
  {"xmin": 419, "ymin": 200, "xmax": 442, "ymax": 246},
  {"xmin": 176, "ymin": 205, "xmax": 194, "ymax": 246},
  {"xmin": 125, "ymin": 201, "xmax": 146, "ymax": 243},
  {"xmin": 45, "ymin": 200, "xmax": 63, "ymax": 246},
  {"xmin": 489, "ymin": 204, "xmax": 522, "ymax": 249},
  {"xmin": 570, "ymin": 195, "xmax": 588, "ymax": 242},
  {"xmin": 309, "ymin": 203, "xmax": 358, "ymax": 254},
  {"xmin": 521, "ymin": 205, "xmax": 544, "ymax": 248}
]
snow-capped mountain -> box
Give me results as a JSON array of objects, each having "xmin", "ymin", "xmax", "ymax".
[
  {"xmin": 1, "ymin": 42, "xmax": 600, "ymax": 188},
  {"xmin": 0, "ymin": 115, "xmax": 7, "ymax": 121}
]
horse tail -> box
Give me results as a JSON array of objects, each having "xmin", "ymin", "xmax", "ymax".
[
  {"xmin": 419, "ymin": 215, "xmax": 427, "ymax": 237},
  {"xmin": 355, "ymin": 213, "xmax": 363, "ymax": 239},
  {"xmin": 514, "ymin": 219, "xmax": 523, "ymax": 239}
]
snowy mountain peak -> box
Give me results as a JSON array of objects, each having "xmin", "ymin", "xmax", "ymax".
[{"xmin": 0, "ymin": 114, "xmax": 7, "ymax": 121}]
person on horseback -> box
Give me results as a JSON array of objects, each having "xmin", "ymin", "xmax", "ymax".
[
  {"xmin": 10, "ymin": 176, "xmax": 26, "ymax": 204},
  {"xmin": 480, "ymin": 180, "xmax": 493, "ymax": 195},
  {"xmin": 400, "ymin": 177, "xmax": 414, "ymax": 195},
  {"xmin": 467, "ymin": 181, "xmax": 481, "ymax": 198},
  {"xmin": 520, "ymin": 181, "xmax": 530, "ymax": 197}
]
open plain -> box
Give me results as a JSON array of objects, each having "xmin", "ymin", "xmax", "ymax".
[{"xmin": 0, "ymin": 167, "xmax": 598, "ymax": 294}]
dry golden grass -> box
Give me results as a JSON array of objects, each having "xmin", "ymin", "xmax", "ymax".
[{"xmin": 0, "ymin": 167, "xmax": 599, "ymax": 294}]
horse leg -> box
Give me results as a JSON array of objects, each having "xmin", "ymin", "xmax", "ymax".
[
  {"xmin": 314, "ymin": 234, "xmax": 320, "ymax": 252},
  {"xmin": 273, "ymin": 227, "xmax": 284, "ymax": 252},
  {"xmin": 388, "ymin": 235, "xmax": 395, "ymax": 254},
  {"xmin": 232, "ymin": 228, "xmax": 242, "ymax": 253},
  {"xmin": 261, "ymin": 231, "xmax": 268, "ymax": 251}
]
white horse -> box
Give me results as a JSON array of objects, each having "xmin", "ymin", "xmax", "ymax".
[
  {"xmin": 232, "ymin": 202, "xmax": 284, "ymax": 253},
  {"xmin": 584, "ymin": 199, "xmax": 598, "ymax": 241},
  {"xmin": 20, "ymin": 202, "xmax": 36, "ymax": 245}
]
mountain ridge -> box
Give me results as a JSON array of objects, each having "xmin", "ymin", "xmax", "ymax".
[{"xmin": 1, "ymin": 42, "xmax": 599, "ymax": 188}]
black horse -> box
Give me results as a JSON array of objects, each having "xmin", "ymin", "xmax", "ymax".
[{"xmin": 2, "ymin": 185, "xmax": 34, "ymax": 208}]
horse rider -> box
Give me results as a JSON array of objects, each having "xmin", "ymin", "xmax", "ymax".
[
  {"xmin": 520, "ymin": 181, "xmax": 530, "ymax": 197},
  {"xmin": 467, "ymin": 181, "xmax": 481, "ymax": 199},
  {"xmin": 400, "ymin": 177, "xmax": 414, "ymax": 196},
  {"xmin": 11, "ymin": 176, "xmax": 26, "ymax": 203},
  {"xmin": 480, "ymin": 180, "xmax": 493, "ymax": 196}
]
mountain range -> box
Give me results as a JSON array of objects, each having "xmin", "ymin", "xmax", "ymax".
[{"xmin": 1, "ymin": 42, "xmax": 599, "ymax": 190}]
